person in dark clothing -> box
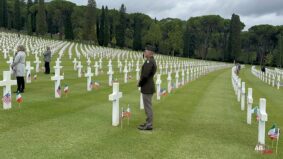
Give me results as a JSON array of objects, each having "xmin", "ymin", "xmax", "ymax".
[
  {"xmin": 137, "ymin": 45, "xmax": 157, "ymax": 131},
  {"xmin": 43, "ymin": 47, "xmax": 51, "ymax": 74}
]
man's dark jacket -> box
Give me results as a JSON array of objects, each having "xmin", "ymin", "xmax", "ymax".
[{"xmin": 138, "ymin": 57, "xmax": 157, "ymax": 94}]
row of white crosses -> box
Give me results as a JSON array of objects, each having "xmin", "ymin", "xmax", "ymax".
[
  {"xmin": 251, "ymin": 66, "xmax": 282, "ymax": 90},
  {"xmin": 231, "ymin": 66, "xmax": 268, "ymax": 150}
]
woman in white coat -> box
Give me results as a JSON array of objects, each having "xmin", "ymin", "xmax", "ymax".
[{"xmin": 11, "ymin": 45, "xmax": 26, "ymax": 93}]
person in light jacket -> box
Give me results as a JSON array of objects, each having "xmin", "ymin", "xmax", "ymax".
[{"xmin": 11, "ymin": 45, "xmax": 26, "ymax": 93}]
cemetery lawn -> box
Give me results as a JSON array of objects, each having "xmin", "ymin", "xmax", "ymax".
[{"xmin": 0, "ymin": 53, "xmax": 282, "ymax": 158}]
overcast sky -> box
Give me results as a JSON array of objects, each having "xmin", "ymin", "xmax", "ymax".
[{"xmin": 68, "ymin": 0, "xmax": 283, "ymax": 30}]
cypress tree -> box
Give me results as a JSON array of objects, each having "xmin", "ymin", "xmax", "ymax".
[
  {"xmin": 116, "ymin": 4, "xmax": 126, "ymax": 48},
  {"xmin": 26, "ymin": 0, "xmax": 33, "ymax": 35},
  {"xmin": 14, "ymin": 0, "xmax": 21, "ymax": 30},
  {"xmin": 36, "ymin": 0, "xmax": 47, "ymax": 35},
  {"xmin": 98, "ymin": 6, "xmax": 105, "ymax": 46},
  {"xmin": 228, "ymin": 14, "xmax": 242, "ymax": 61},
  {"xmin": 103, "ymin": 6, "xmax": 110, "ymax": 47},
  {"xmin": 84, "ymin": 0, "xmax": 97, "ymax": 43},
  {"xmin": 133, "ymin": 16, "xmax": 142, "ymax": 50}
]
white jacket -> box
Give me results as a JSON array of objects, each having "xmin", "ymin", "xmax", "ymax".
[{"xmin": 11, "ymin": 51, "xmax": 26, "ymax": 77}]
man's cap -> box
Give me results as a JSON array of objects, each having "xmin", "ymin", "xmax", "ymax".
[{"xmin": 145, "ymin": 45, "xmax": 156, "ymax": 52}]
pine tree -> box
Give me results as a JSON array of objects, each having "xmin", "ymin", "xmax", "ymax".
[
  {"xmin": 14, "ymin": 0, "xmax": 21, "ymax": 30},
  {"xmin": 103, "ymin": 6, "xmax": 110, "ymax": 47},
  {"xmin": 133, "ymin": 16, "xmax": 142, "ymax": 50},
  {"xmin": 228, "ymin": 14, "xmax": 242, "ymax": 62},
  {"xmin": 36, "ymin": 0, "xmax": 47, "ymax": 35},
  {"xmin": 116, "ymin": 4, "xmax": 126, "ymax": 48},
  {"xmin": 84, "ymin": 0, "xmax": 97, "ymax": 43},
  {"xmin": 279, "ymin": 34, "xmax": 283, "ymax": 68},
  {"xmin": 183, "ymin": 23, "xmax": 190, "ymax": 57}
]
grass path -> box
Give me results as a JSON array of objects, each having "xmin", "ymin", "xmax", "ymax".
[{"xmin": 0, "ymin": 51, "xmax": 281, "ymax": 158}]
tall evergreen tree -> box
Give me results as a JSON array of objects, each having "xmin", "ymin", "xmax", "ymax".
[
  {"xmin": 14, "ymin": 0, "xmax": 21, "ymax": 30},
  {"xmin": 279, "ymin": 34, "xmax": 283, "ymax": 68},
  {"xmin": 36, "ymin": 0, "xmax": 47, "ymax": 35},
  {"xmin": 98, "ymin": 6, "xmax": 105, "ymax": 46},
  {"xmin": 228, "ymin": 14, "xmax": 242, "ymax": 62},
  {"xmin": 64, "ymin": 13, "xmax": 74, "ymax": 40},
  {"xmin": 183, "ymin": 23, "xmax": 190, "ymax": 57},
  {"xmin": 26, "ymin": 0, "xmax": 33, "ymax": 35},
  {"xmin": 103, "ymin": 6, "xmax": 110, "ymax": 47},
  {"xmin": 84, "ymin": 0, "xmax": 97, "ymax": 43},
  {"xmin": 133, "ymin": 16, "xmax": 142, "ymax": 50},
  {"xmin": 0, "ymin": 0, "xmax": 8, "ymax": 28},
  {"xmin": 116, "ymin": 4, "xmax": 126, "ymax": 48}
]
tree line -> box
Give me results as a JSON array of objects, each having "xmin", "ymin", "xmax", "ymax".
[{"xmin": 0, "ymin": 0, "xmax": 282, "ymax": 67}]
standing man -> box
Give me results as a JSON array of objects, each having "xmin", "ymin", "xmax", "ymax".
[
  {"xmin": 138, "ymin": 45, "xmax": 157, "ymax": 131},
  {"xmin": 43, "ymin": 47, "xmax": 51, "ymax": 74}
]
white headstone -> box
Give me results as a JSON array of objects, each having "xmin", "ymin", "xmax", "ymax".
[
  {"xmin": 247, "ymin": 88, "xmax": 253, "ymax": 125},
  {"xmin": 241, "ymin": 82, "xmax": 245, "ymax": 111},
  {"xmin": 34, "ymin": 56, "xmax": 41, "ymax": 73},
  {"xmin": 156, "ymin": 74, "xmax": 162, "ymax": 100},
  {"xmin": 72, "ymin": 58, "xmax": 77, "ymax": 71},
  {"xmin": 123, "ymin": 65, "xmax": 128, "ymax": 83},
  {"xmin": 51, "ymin": 68, "xmax": 64, "ymax": 98},
  {"xmin": 0, "ymin": 71, "xmax": 17, "ymax": 110},
  {"xmin": 167, "ymin": 71, "xmax": 172, "ymax": 93},
  {"xmin": 257, "ymin": 98, "xmax": 268, "ymax": 145},
  {"xmin": 85, "ymin": 67, "xmax": 94, "ymax": 91},
  {"xmin": 76, "ymin": 61, "xmax": 83, "ymax": 78},
  {"xmin": 108, "ymin": 83, "xmax": 123, "ymax": 126},
  {"xmin": 25, "ymin": 61, "xmax": 34, "ymax": 83}
]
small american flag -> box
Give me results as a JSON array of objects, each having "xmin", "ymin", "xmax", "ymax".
[
  {"xmin": 2, "ymin": 93, "xmax": 11, "ymax": 104},
  {"xmin": 57, "ymin": 86, "xmax": 61, "ymax": 96}
]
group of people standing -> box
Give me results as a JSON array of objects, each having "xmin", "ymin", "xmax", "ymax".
[{"xmin": 10, "ymin": 45, "xmax": 51, "ymax": 93}]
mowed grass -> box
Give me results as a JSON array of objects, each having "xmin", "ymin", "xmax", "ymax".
[{"xmin": 0, "ymin": 47, "xmax": 281, "ymax": 158}]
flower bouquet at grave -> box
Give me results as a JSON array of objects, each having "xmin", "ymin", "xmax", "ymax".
[
  {"xmin": 267, "ymin": 124, "xmax": 280, "ymax": 154},
  {"xmin": 251, "ymin": 106, "xmax": 260, "ymax": 121},
  {"xmin": 128, "ymin": 75, "xmax": 133, "ymax": 80},
  {"xmin": 120, "ymin": 105, "xmax": 131, "ymax": 128},
  {"xmin": 93, "ymin": 81, "xmax": 101, "ymax": 90},
  {"xmin": 64, "ymin": 85, "xmax": 69, "ymax": 96},
  {"xmin": 160, "ymin": 88, "xmax": 168, "ymax": 97},
  {"xmin": 33, "ymin": 75, "xmax": 37, "ymax": 80}
]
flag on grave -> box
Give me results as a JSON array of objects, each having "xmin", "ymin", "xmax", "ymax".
[
  {"xmin": 160, "ymin": 88, "xmax": 168, "ymax": 96},
  {"xmin": 57, "ymin": 85, "xmax": 61, "ymax": 96},
  {"xmin": 121, "ymin": 106, "xmax": 131, "ymax": 118},
  {"xmin": 64, "ymin": 85, "xmax": 69, "ymax": 94},
  {"xmin": 268, "ymin": 124, "xmax": 280, "ymax": 140},
  {"xmin": 93, "ymin": 81, "xmax": 100, "ymax": 89},
  {"xmin": 16, "ymin": 92, "xmax": 23, "ymax": 103},
  {"xmin": 89, "ymin": 81, "xmax": 94, "ymax": 89},
  {"xmin": 2, "ymin": 93, "xmax": 11, "ymax": 104}
]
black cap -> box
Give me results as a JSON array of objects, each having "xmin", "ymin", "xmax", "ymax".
[{"xmin": 145, "ymin": 44, "xmax": 156, "ymax": 52}]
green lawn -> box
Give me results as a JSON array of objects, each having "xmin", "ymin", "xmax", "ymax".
[{"xmin": 0, "ymin": 49, "xmax": 282, "ymax": 158}]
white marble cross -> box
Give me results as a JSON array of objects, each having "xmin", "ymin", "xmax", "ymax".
[
  {"xmin": 247, "ymin": 88, "xmax": 253, "ymax": 125},
  {"xmin": 139, "ymin": 87, "xmax": 144, "ymax": 110},
  {"xmin": 25, "ymin": 61, "xmax": 34, "ymax": 83},
  {"xmin": 175, "ymin": 71, "xmax": 179, "ymax": 89},
  {"xmin": 99, "ymin": 58, "xmax": 103, "ymax": 69},
  {"xmin": 136, "ymin": 61, "xmax": 140, "ymax": 81},
  {"xmin": 3, "ymin": 49, "xmax": 8, "ymax": 59},
  {"xmin": 123, "ymin": 65, "xmax": 128, "ymax": 83},
  {"xmin": 181, "ymin": 69, "xmax": 185, "ymax": 86},
  {"xmin": 34, "ymin": 56, "xmax": 41, "ymax": 73},
  {"xmin": 108, "ymin": 82, "xmax": 123, "ymax": 126},
  {"xmin": 241, "ymin": 82, "xmax": 245, "ymax": 111},
  {"xmin": 85, "ymin": 67, "xmax": 94, "ymax": 91},
  {"xmin": 6, "ymin": 57, "xmax": 13, "ymax": 73},
  {"xmin": 277, "ymin": 75, "xmax": 281, "ymax": 90},
  {"xmin": 51, "ymin": 67, "xmax": 64, "ymax": 98},
  {"xmin": 107, "ymin": 63, "xmax": 114, "ymax": 86},
  {"xmin": 237, "ymin": 78, "xmax": 242, "ymax": 102},
  {"xmin": 167, "ymin": 71, "xmax": 172, "ymax": 93},
  {"xmin": 94, "ymin": 61, "xmax": 99, "ymax": 76},
  {"xmin": 257, "ymin": 98, "xmax": 268, "ymax": 145},
  {"xmin": 0, "ymin": 71, "xmax": 17, "ymax": 110},
  {"xmin": 156, "ymin": 74, "xmax": 162, "ymax": 100},
  {"xmin": 72, "ymin": 58, "xmax": 77, "ymax": 71},
  {"xmin": 87, "ymin": 58, "xmax": 91, "ymax": 66},
  {"xmin": 76, "ymin": 61, "xmax": 83, "ymax": 78}
]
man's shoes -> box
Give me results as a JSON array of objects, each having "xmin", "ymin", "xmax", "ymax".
[
  {"xmin": 138, "ymin": 125, "xmax": 153, "ymax": 131},
  {"xmin": 139, "ymin": 123, "xmax": 146, "ymax": 127}
]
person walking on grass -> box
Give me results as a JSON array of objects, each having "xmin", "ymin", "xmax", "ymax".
[{"xmin": 43, "ymin": 47, "xmax": 52, "ymax": 74}]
